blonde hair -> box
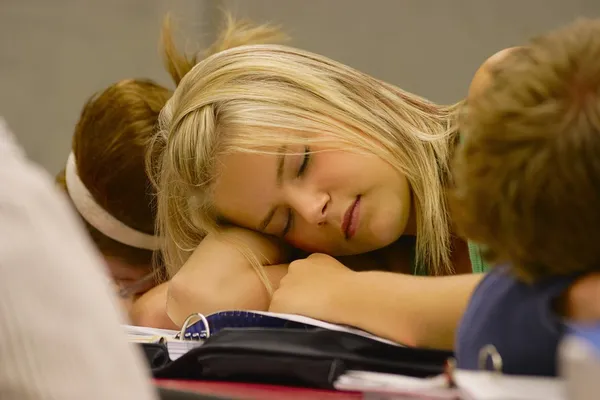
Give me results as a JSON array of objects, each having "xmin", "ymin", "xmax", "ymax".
[
  {"xmin": 57, "ymin": 13, "xmax": 287, "ymax": 273},
  {"xmin": 149, "ymin": 42, "xmax": 461, "ymax": 287},
  {"xmin": 452, "ymin": 18, "xmax": 600, "ymax": 281}
]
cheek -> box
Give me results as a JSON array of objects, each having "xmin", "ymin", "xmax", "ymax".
[{"xmin": 213, "ymin": 152, "xmax": 278, "ymax": 230}]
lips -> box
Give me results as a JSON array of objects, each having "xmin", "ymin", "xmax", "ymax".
[{"xmin": 342, "ymin": 196, "xmax": 361, "ymax": 240}]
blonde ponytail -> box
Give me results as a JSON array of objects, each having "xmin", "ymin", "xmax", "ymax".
[
  {"xmin": 160, "ymin": 16, "xmax": 196, "ymax": 86},
  {"xmin": 161, "ymin": 13, "xmax": 288, "ymax": 86},
  {"xmin": 204, "ymin": 13, "xmax": 289, "ymax": 56}
]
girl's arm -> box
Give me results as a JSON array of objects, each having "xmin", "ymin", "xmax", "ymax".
[
  {"xmin": 344, "ymin": 271, "xmax": 484, "ymax": 349},
  {"xmin": 129, "ymin": 282, "xmax": 179, "ymax": 329},
  {"xmin": 166, "ymin": 227, "xmax": 289, "ymax": 326},
  {"xmin": 269, "ymin": 253, "xmax": 483, "ymax": 350}
]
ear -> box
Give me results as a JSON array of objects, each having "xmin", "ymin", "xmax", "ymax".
[{"xmin": 468, "ymin": 47, "xmax": 519, "ymax": 100}]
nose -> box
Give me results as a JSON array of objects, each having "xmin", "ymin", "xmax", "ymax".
[{"xmin": 286, "ymin": 187, "xmax": 329, "ymax": 226}]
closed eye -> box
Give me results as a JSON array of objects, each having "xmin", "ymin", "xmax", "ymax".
[
  {"xmin": 282, "ymin": 208, "xmax": 293, "ymax": 237},
  {"xmin": 297, "ymin": 146, "xmax": 310, "ymax": 177}
]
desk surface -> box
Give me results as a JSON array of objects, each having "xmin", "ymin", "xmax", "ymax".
[{"xmin": 155, "ymin": 379, "xmax": 362, "ymax": 400}]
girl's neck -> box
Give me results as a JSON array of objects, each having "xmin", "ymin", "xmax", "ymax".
[
  {"xmin": 336, "ymin": 233, "xmax": 473, "ymax": 276},
  {"xmin": 376, "ymin": 234, "xmax": 472, "ymax": 275},
  {"xmin": 402, "ymin": 208, "xmax": 418, "ymax": 236},
  {"xmin": 450, "ymin": 236, "xmax": 473, "ymax": 275}
]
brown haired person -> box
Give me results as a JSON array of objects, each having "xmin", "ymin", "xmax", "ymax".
[
  {"xmin": 453, "ymin": 18, "xmax": 600, "ymax": 376},
  {"xmin": 56, "ymin": 15, "xmax": 288, "ymax": 328}
]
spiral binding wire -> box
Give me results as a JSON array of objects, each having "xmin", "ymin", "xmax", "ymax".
[{"xmin": 177, "ymin": 313, "xmax": 211, "ymax": 341}]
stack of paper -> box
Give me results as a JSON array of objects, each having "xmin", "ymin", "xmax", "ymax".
[
  {"xmin": 335, "ymin": 369, "xmax": 565, "ymax": 400},
  {"xmin": 335, "ymin": 370, "xmax": 457, "ymax": 399}
]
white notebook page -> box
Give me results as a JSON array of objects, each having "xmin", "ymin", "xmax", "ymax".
[
  {"xmin": 335, "ymin": 370, "xmax": 456, "ymax": 398},
  {"xmin": 251, "ymin": 311, "xmax": 404, "ymax": 347}
]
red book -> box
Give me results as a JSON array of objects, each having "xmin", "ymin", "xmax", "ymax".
[{"xmin": 155, "ymin": 379, "xmax": 362, "ymax": 400}]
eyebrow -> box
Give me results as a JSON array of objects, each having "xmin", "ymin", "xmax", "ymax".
[{"xmin": 257, "ymin": 147, "xmax": 286, "ymax": 232}]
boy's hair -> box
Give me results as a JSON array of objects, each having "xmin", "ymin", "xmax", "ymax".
[
  {"xmin": 56, "ymin": 14, "xmax": 288, "ymax": 269},
  {"xmin": 452, "ymin": 18, "xmax": 600, "ymax": 281}
]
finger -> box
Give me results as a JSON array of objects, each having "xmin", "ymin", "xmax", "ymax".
[
  {"xmin": 268, "ymin": 291, "xmax": 286, "ymax": 313},
  {"xmin": 307, "ymin": 252, "xmax": 333, "ymax": 262},
  {"xmin": 276, "ymin": 270, "xmax": 292, "ymax": 289},
  {"xmin": 288, "ymin": 258, "xmax": 307, "ymax": 273}
]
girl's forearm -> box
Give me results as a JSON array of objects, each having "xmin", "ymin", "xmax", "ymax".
[
  {"xmin": 340, "ymin": 271, "xmax": 484, "ymax": 349},
  {"xmin": 165, "ymin": 227, "xmax": 288, "ymax": 326},
  {"xmin": 129, "ymin": 282, "xmax": 178, "ymax": 329},
  {"xmin": 167, "ymin": 263, "xmax": 288, "ymax": 327}
]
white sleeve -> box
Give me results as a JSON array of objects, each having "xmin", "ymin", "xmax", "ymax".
[{"xmin": 0, "ymin": 118, "xmax": 158, "ymax": 400}]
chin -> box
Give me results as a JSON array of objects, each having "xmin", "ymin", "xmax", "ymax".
[
  {"xmin": 369, "ymin": 232, "xmax": 402, "ymax": 255},
  {"xmin": 368, "ymin": 222, "xmax": 405, "ymax": 250}
]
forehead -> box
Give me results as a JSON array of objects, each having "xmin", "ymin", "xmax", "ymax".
[{"xmin": 212, "ymin": 151, "xmax": 278, "ymax": 230}]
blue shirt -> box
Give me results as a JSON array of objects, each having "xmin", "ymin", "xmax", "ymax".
[{"xmin": 456, "ymin": 266, "xmax": 580, "ymax": 376}]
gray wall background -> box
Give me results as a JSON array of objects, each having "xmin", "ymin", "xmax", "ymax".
[{"xmin": 2, "ymin": 0, "xmax": 599, "ymax": 174}]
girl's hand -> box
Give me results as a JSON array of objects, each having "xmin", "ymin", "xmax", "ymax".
[{"xmin": 268, "ymin": 253, "xmax": 358, "ymax": 324}]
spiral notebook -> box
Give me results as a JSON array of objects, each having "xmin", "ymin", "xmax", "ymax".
[
  {"xmin": 177, "ymin": 310, "xmax": 402, "ymax": 346},
  {"xmin": 125, "ymin": 310, "xmax": 403, "ymax": 360}
]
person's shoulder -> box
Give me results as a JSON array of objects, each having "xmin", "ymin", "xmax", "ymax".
[{"xmin": 457, "ymin": 266, "xmax": 582, "ymax": 375}]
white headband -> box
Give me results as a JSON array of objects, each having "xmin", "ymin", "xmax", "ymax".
[{"xmin": 65, "ymin": 153, "xmax": 160, "ymax": 251}]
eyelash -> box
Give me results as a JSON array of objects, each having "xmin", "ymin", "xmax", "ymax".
[{"xmin": 282, "ymin": 146, "xmax": 311, "ymax": 237}]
